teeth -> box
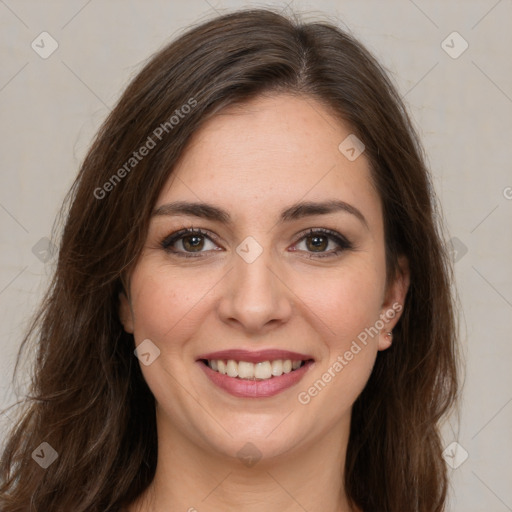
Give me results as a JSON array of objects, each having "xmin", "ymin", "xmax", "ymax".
[
  {"xmin": 238, "ymin": 361, "xmax": 254, "ymax": 379},
  {"xmin": 271, "ymin": 360, "xmax": 283, "ymax": 376},
  {"xmin": 207, "ymin": 359, "xmax": 304, "ymax": 380},
  {"xmin": 254, "ymin": 361, "xmax": 272, "ymax": 379},
  {"xmin": 226, "ymin": 360, "xmax": 238, "ymax": 378},
  {"xmin": 217, "ymin": 360, "xmax": 227, "ymax": 375}
]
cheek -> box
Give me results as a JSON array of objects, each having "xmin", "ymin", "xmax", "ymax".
[
  {"xmin": 293, "ymin": 260, "xmax": 386, "ymax": 344},
  {"xmin": 128, "ymin": 262, "xmax": 217, "ymax": 351},
  {"xmin": 127, "ymin": 263, "xmax": 220, "ymax": 413},
  {"xmin": 293, "ymin": 265, "xmax": 384, "ymax": 420}
]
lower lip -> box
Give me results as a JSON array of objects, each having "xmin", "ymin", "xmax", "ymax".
[{"xmin": 197, "ymin": 360, "xmax": 314, "ymax": 398}]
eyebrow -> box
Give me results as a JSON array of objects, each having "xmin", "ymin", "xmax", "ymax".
[{"xmin": 152, "ymin": 199, "xmax": 369, "ymax": 229}]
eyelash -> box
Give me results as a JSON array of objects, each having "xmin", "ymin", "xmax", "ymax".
[{"xmin": 160, "ymin": 227, "xmax": 353, "ymax": 259}]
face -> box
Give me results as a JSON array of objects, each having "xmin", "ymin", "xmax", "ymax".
[{"xmin": 119, "ymin": 93, "xmax": 408, "ymax": 463}]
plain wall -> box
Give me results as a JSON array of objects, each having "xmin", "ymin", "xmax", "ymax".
[{"xmin": 1, "ymin": 1, "xmax": 511, "ymax": 510}]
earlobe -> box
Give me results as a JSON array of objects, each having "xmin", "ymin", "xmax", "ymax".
[
  {"xmin": 118, "ymin": 290, "xmax": 134, "ymax": 334},
  {"xmin": 379, "ymin": 331, "xmax": 393, "ymax": 350}
]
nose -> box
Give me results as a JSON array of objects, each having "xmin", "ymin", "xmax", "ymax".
[{"xmin": 216, "ymin": 248, "xmax": 293, "ymax": 335}]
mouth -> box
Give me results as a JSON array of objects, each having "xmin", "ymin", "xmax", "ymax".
[{"xmin": 196, "ymin": 349, "xmax": 314, "ymax": 398}]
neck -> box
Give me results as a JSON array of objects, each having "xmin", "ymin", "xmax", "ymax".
[{"xmin": 129, "ymin": 412, "xmax": 356, "ymax": 512}]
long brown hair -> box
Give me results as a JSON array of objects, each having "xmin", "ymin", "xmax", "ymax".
[{"xmin": 0, "ymin": 8, "xmax": 458, "ymax": 512}]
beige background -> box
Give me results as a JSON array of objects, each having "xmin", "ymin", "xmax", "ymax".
[{"xmin": 1, "ymin": 0, "xmax": 511, "ymax": 510}]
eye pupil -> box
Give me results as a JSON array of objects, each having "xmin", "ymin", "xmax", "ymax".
[
  {"xmin": 307, "ymin": 235, "xmax": 328, "ymax": 252},
  {"xmin": 183, "ymin": 235, "xmax": 204, "ymax": 251}
]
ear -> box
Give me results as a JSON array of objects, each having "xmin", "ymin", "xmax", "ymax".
[
  {"xmin": 378, "ymin": 255, "xmax": 410, "ymax": 351},
  {"xmin": 118, "ymin": 289, "xmax": 134, "ymax": 334}
]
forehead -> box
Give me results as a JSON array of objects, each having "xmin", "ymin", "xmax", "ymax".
[{"xmin": 156, "ymin": 94, "xmax": 381, "ymax": 225}]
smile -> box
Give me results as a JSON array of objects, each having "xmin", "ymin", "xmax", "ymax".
[{"xmin": 196, "ymin": 349, "xmax": 314, "ymax": 398}]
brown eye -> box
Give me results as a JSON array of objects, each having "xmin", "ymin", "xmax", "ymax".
[
  {"xmin": 181, "ymin": 234, "xmax": 205, "ymax": 252},
  {"xmin": 305, "ymin": 234, "xmax": 329, "ymax": 252},
  {"xmin": 292, "ymin": 229, "xmax": 353, "ymax": 259},
  {"xmin": 161, "ymin": 228, "xmax": 220, "ymax": 257}
]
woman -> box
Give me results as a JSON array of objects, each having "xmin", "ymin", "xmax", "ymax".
[{"xmin": 0, "ymin": 8, "xmax": 459, "ymax": 512}]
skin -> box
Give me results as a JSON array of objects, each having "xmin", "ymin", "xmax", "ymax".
[{"xmin": 120, "ymin": 93, "xmax": 409, "ymax": 512}]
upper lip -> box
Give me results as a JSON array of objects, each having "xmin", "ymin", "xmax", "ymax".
[{"xmin": 197, "ymin": 349, "xmax": 314, "ymax": 364}]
